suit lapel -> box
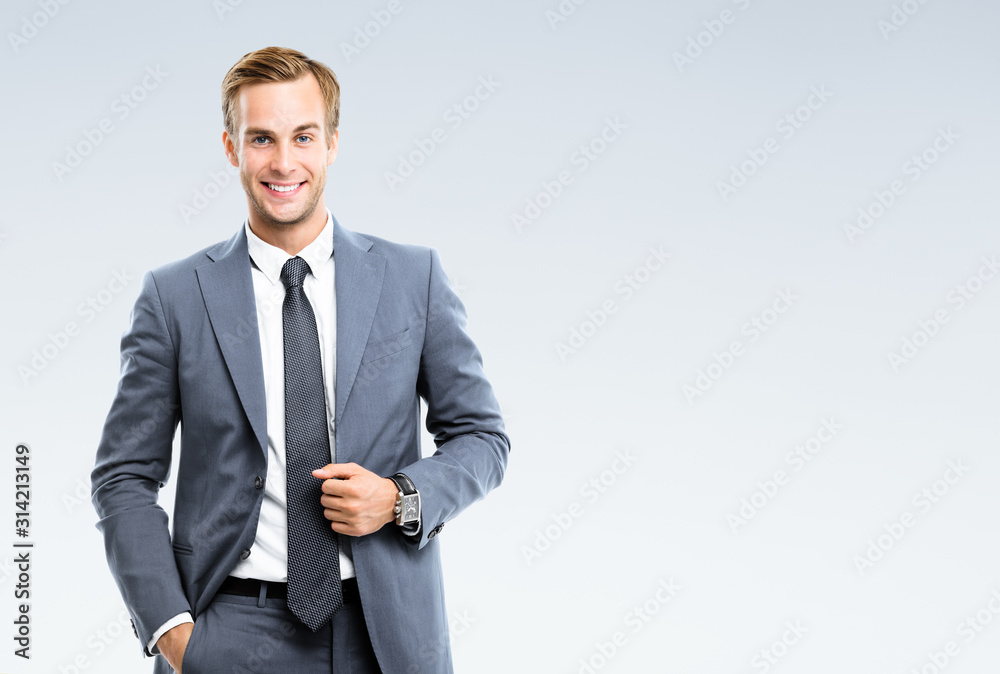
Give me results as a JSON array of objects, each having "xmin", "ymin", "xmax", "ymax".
[
  {"xmin": 196, "ymin": 227, "xmax": 268, "ymax": 458},
  {"xmin": 333, "ymin": 217, "xmax": 386, "ymax": 428},
  {"xmin": 190, "ymin": 218, "xmax": 384, "ymax": 460}
]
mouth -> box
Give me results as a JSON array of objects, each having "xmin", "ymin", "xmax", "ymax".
[{"xmin": 262, "ymin": 181, "xmax": 305, "ymax": 196}]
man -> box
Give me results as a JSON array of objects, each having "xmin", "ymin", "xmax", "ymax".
[{"xmin": 91, "ymin": 46, "xmax": 509, "ymax": 674}]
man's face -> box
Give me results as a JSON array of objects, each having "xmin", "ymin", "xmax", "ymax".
[{"xmin": 223, "ymin": 74, "xmax": 338, "ymax": 231}]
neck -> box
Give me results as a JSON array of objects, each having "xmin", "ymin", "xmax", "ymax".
[{"xmin": 247, "ymin": 209, "xmax": 327, "ymax": 256}]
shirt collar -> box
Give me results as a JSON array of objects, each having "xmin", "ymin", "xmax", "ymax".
[{"xmin": 245, "ymin": 209, "xmax": 334, "ymax": 286}]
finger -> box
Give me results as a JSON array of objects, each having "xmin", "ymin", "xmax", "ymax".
[
  {"xmin": 323, "ymin": 507, "xmax": 347, "ymax": 524},
  {"xmin": 312, "ymin": 462, "xmax": 357, "ymax": 480},
  {"xmin": 323, "ymin": 508, "xmax": 357, "ymax": 527},
  {"xmin": 311, "ymin": 464, "xmax": 337, "ymax": 479},
  {"xmin": 319, "ymin": 477, "xmax": 357, "ymax": 497},
  {"xmin": 320, "ymin": 494, "xmax": 347, "ymax": 509},
  {"xmin": 328, "ymin": 519, "xmax": 364, "ymax": 537}
]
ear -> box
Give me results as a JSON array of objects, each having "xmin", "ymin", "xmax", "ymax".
[
  {"xmin": 223, "ymin": 130, "xmax": 239, "ymax": 168},
  {"xmin": 326, "ymin": 129, "xmax": 339, "ymax": 166}
]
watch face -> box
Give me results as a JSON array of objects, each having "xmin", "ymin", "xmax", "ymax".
[{"xmin": 404, "ymin": 498, "xmax": 418, "ymax": 518}]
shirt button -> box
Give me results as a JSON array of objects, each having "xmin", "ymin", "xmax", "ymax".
[
  {"xmin": 254, "ymin": 476, "xmax": 264, "ymax": 489},
  {"xmin": 240, "ymin": 549, "xmax": 251, "ymax": 560}
]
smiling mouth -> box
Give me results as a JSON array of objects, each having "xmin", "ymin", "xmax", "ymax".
[{"xmin": 263, "ymin": 182, "xmax": 304, "ymax": 194}]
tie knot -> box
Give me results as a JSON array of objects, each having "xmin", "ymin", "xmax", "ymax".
[{"xmin": 281, "ymin": 256, "xmax": 310, "ymax": 289}]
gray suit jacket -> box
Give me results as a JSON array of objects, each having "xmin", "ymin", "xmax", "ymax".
[{"xmin": 91, "ymin": 216, "xmax": 509, "ymax": 673}]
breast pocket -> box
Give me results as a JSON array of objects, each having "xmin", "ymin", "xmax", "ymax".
[
  {"xmin": 357, "ymin": 327, "xmax": 414, "ymax": 389},
  {"xmin": 361, "ymin": 327, "xmax": 412, "ymax": 365}
]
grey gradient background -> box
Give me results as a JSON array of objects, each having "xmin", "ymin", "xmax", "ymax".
[{"xmin": 2, "ymin": 0, "xmax": 999, "ymax": 672}]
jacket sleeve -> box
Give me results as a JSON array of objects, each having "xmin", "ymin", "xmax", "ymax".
[
  {"xmin": 91, "ymin": 270, "xmax": 192, "ymax": 655},
  {"xmin": 400, "ymin": 249, "xmax": 510, "ymax": 548}
]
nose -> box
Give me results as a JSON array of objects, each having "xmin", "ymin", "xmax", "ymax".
[{"xmin": 270, "ymin": 140, "xmax": 294, "ymax": 175}]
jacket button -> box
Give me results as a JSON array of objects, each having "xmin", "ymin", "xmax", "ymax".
[
  {"xmin": 240, "ymin": 549, "xmax": 251, "ymax": 560},
  {"xmin": 254, "ymin": 476, "xmax": 263, "ymax": 489}
]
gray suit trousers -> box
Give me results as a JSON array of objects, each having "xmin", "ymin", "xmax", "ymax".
[{"xmin": 152, "ymin": 586, "xmax": 381, "ymax": 674}]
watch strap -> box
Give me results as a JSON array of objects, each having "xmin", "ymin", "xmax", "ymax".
[{"xmin": 390, "ymin": 473, "xmax": 417, "ymax": 496}]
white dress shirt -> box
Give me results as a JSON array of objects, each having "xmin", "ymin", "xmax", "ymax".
[{"xmin": 150, "ymin": 210, "xmax": 352, "ymax": 651}]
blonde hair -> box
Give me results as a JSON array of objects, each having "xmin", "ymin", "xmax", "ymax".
[{"xmin": 221, "ymin": 46, "xmax": 340, "ymax": 143}]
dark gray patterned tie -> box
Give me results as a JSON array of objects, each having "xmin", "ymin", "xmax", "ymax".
[{"xmin": 281, "ymin": 256, "xmax": 342, "ymax": 631}]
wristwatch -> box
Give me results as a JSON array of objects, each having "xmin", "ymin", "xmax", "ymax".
[{"xmin": 389, "ymin": 473, "xmax": 420, "ymax": 527}]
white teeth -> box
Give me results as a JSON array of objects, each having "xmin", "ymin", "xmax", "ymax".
[{"xmin": 267, "ymin": 183, "xmax": 300, "ymax": 192}]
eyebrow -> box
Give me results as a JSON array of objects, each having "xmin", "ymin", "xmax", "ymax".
[{"xmin": 243, "ymin": 123, "xmax": 321, "ymax": 137}]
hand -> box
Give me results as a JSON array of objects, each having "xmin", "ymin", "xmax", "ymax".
[
  {"xmin": 156, "ymin": 622, "xmax": 194, "ymax": 673},
  {"xmin": 312, "ymin": 463, "xmax": 398, "ymax": 536}
]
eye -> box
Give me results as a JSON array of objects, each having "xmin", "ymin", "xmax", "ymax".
[
  {"xmin": 296, "ymin": 135, "xmax": 311, "ymax": 143},
  {"xmin": 252, "ymin": 136, "xmax": 271, "ymax": 145}
]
